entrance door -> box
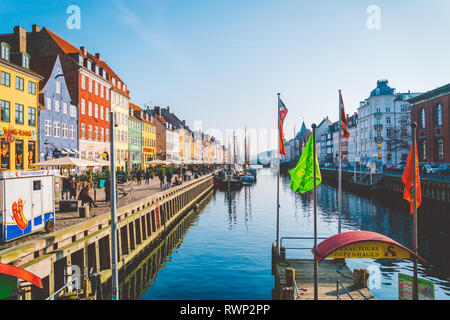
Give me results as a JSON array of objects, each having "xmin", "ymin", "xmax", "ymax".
[{"xmin": 31, "ymin": 180, "xmax": 43, "ymax": 231}]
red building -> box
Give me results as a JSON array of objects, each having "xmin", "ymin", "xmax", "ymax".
[
  {"xmin": 409, "ymin": 83, "xmax": 450, "ymax": 164},
  {"xmin": 0, "ymin": 25, "xmax": 128, "ymax": 161}
]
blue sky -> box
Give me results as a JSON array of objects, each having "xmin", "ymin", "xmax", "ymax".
[{"xmin": 1, "ymin": 0, "xmax": 449, "ymax": 151}]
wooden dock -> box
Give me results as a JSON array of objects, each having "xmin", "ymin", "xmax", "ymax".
[{"xmin": 271, "ymin": 243, "xmax": 376, "ymax": 301}]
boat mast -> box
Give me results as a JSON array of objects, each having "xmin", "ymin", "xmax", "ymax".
[{"xmin": 244, "ymin": 126, "xmax": 247, "ymax": 173}]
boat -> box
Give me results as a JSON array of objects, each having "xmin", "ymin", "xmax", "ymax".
[{"xmin": 239, "ymin": 127, "xmax": 256, "ymax": 185}]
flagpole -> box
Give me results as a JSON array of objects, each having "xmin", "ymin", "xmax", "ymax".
[
  {"xmin": 411, "ymin": 121, "xmax": 418, "ymax": 300},
  {"xmin": 338, "ymin": 90, "xmax": 342, "ymax": 234},
  {"xmin": 312, "ymin": 123, "xmax": 318, "ymax": 300},
  {"xmin": 276, "ymin": 93, "xmax": 281, "ymax": 255}
]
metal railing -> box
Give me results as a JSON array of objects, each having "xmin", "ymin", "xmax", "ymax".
[
  {"xmin": 280, "ymin": 236, "xmax": 328, "ymax": 251},
  {"xmin": 293, "ymin": 278, "xmax": 301, "ymax": 300},
  {"xmin": 336, "ymin": 280, "xmax": 353, "ymax": 300}
]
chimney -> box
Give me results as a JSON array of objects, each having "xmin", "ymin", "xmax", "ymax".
[
  {"xmin": 13, "ymin": 26, "xmax": 26, "ymax": 53},
  {"xmin": 182, "ymin": 120, "xmax": 186, "ymax": 127},
  {"xmin": 32, "ymin": 24, "xmax": 40, "ymax": 33},
  {"xmin": 95, "ymin": 53, "xmax": 101, "ymax": 60},
  {"xmin": 80, "ymin": 46, "xmax": 87, "ymax": 55},
  {"xmin": 154, "ymin": 106, "xmax": 161, "ymax": 117},
  {"xmin": 167, "ymin": 106, "xmax": 170, "ymax": 113}
]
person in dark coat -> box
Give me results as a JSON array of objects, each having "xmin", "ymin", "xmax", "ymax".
[
  {"xmin": 104, "ymin": 177, "xmax": 111, "ymax": 203},
  {"xmin": 62, "ymin": 177, "xmax": 70, "ymax": 200},
  {"xmin": 166, "ymin": 169, "xmax": 173, "ymax": 187},
  {"xmin": 157, "ymin": 170, "xmax": 165, "ymax": 189},
  {"xmin": 69, "ymin": 177, "xmax": 77, "ymax": 199}
]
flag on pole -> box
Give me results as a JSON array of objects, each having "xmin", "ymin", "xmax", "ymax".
[
  {"xmin": 278, "ymin": 97, "xmax": 288, "ymax": 156},
  {"xmin": 402, "ymin": 141, "xmax": 422, "ymax": 214},
  {"xmin": 339, "ymin": 90, "xmax": 350, "ymax": 139},
  {"xmin": 289, "ymin": 134, "xmax": 322, "ymax": 194}
]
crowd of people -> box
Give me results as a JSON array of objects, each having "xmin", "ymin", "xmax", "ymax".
[{"xmin": 61, "ymin": 164, "xmax": 219, "ymax": 209}]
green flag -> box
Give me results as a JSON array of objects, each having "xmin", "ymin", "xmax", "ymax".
[{"xmin": 289, "ymin": 134, "xmax": 321, "ymax": 194}]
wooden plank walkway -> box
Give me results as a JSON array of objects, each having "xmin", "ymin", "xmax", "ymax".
[{"xmin": 277, "ymin": 259, "xmax": 376, "ymax": 300}]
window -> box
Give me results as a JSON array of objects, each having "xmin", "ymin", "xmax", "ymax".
[
  {"xmin": 100, "ymin": 128, "xmax": 104, "ymax": 141},
  {"xmin": 81, "ymin": 75, "xmax": 86, "ymax": 90},
  {"xmin": 386, "ymin": 106, "xmax": 390, "ymax": 113},
  {"xmin": 401, "ymin": 105, "xmax": 408, "ymax": 112},
  {"xmin": 420, "ymin": 139, "xmax": 426, "ymax": 161},
  {"xmin": 100, "ymin": 105, "xmax": 104, "ymax": 120},
  {"xmin": 106, "ymin": 129, "xmax": 109, "ymax": 142},
  {"xmin": 88, "ymin": 78, "xmax": 93, "ymax": 93},
  {"xmin": 95, "ymin": 65, "xmax": 99, "ymax": 74},
  {"xmin": 15, "ymin": 104, "xmax": 24, "ymax": 124},
  {"xmin": 70, "ymin": 104, "xmax": 77, "ymax": 117},
  {"xmin": 106, "ymin": 108, "xmax": 110, "ymax": 121},
  {"xmin": 46, "ymin": 97, "xmax": 52, "ymax": 110},
  {"xmin": 436, "ymin": 104, "xmax": 443, "ymax": 127},
  {"xmin": 81, "ymin": 99, "xmax": 86, "ymax": 115},
  {"xmin": 62, "ymin": 102, "xmax": 68, "ymax": 114},
  {"xmin": 53, "ymin": 121, "xmax": 60, "ymax": 137},
  {"xmin": 437, "ymin": 138, "xmax": 444, "ymax": 161},
  {"xmin": 1, "ymin": 42, "xmax": 10, "ymax": 60},
  {"xmin": 55, "ymin": 81, "xmax": 61, "ymax": 94},
  {"xmin": 386, "ymin": 117, "xmax": 391, "ymax": 124},
  {"xmin": 28, "ymin": 81, "xmax": 36, "ymax": 94},
  {"xmin": 88, "ymin": 125, "xmax": 92, "ymax": 140},
  {"xmin": 94, "ymin": 104, "xmax": 98, "ymax": 118},
  {"xmin": 87, "ymin": 60, "xmax": 92, "ymax": 70},
  {"xmin": 15, "ymin": 77, "xmax": 24, "ymax": 91},
  {"xmin": 88, "ymin": 101, "xmax": 93, "ymax": 117},
  {"xmin": 62, "ymin": 123, "xmax": 68, "ymax": 139},
  {"xmin": 81, "ymin": 123, "xmax": 86, "ymax": 139},
  {"xmin": 54, "ymin": 100, "xmax": 60, "ymax": 112},
  {"xmin": 70, "ymin": 125, "xmax": 75, "ymax": 140},
  {"xmin": 105, "ymin": 88, "xmax": 109, "ymax": 100},
  {"xmin": 100, "ymin": 85, "xmax": 104, "ymax": 98},
  {"xmin": 1, "ymin": 100, "xmax": 10, "ymax": 122},
  {"xmin": 15, "ymin": 140, "xmax": 23, "ymax": 170},
  {"xmin": 45, "ymin": 120, "xmax": 52, "ymax": 136},
  {"xmin": 28, "ymin": 107, "xmax": 36, "ymax": 126},
  {"xmin": 95, "ymin": 126, "xmax": 99, "ymax": 140},
  {"xmin": 419, "ymin": 108, "xmax": 426, "ymax": 129},
  {"xmin": 95, "ymin": 81, "xmax": 98, "ymax": 95},
  {"xmin": 1, "ymin": 71, "xmax": 10, "ymax": 86},
  {"xmin": 1, "ymin": 141, "xmax": 10, "ymax": 170}
]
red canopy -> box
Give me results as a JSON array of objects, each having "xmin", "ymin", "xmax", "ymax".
[
  {"xmin": 0, "ymin": 263, "xmax": 43, "ymax": 288},
  {"xmin": 312, "ymin": 231, "xmax": 426, "ymax": 264}
]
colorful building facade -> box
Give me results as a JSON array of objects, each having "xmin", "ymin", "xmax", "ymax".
[
  {"xmin": 128, "ymin": 103, "xmax": 142, "ymax": 169},
  {"xmin": 0, "ymin": 36, "xmax": 42, "ymax": 171}
]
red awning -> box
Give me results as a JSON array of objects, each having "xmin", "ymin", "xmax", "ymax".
[
  {"xmin": 0, "ymin": 263, "xmax": 43, "ymax": 288},
  {"xmin": 312, "ymin": 231, "xmax": 426, "ymax": 264}
]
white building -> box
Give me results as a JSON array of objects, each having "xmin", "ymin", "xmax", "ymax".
[{"xmin": 357, "ymin": 80, "xmax": 421, "ymax": 170}]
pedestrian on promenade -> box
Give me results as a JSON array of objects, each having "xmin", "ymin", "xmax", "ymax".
[
  {"xmin": 137, "ymin": 170, "xmax": 142, "ymax": 186},
  {"xmin": 69, "ymin": 177, "xmax": 77, "ymax": 200},
  {"xmin": 62, "ymin": 176, "xmax": 70, "ymax": 200},
  {"xmin": 104, "ymin": 177, "xmax": 111, "ymax": 203},
  {"xmin": 79, "ymin": 184, "xmax": 97, "ymax": 209},
  {"xmin": 145, "ymin": 170, "xmax": 151, "ymax": 185},
  {"xmin": 166, "ymin": 169, "xmax": 173, "ymax": 188},
  {"xmin": 158, "ymin": 169, "xmax": 165, "ymax": 189}
]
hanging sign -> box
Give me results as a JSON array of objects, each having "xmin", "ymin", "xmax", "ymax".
[
  {"xmin": 326, "ymin": 241, "xmax": 412, "ymax": 259},
  {"xmin": 398, "ymin": 273, "xmax": 435, "ymax": 300}
]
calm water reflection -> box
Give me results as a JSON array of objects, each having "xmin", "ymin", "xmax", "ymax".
[{"xmin": 134, "ymin": 168, "xmax": 449, "ymax": 300}]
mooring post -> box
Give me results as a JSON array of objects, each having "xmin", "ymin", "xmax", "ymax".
[
  {"xmin": 353, "ymin": 268, "xmax": 368, "ymax": 289},
  {"xmin": 280, "ymin": 246, "xmax": 286, "ymax": 262}
]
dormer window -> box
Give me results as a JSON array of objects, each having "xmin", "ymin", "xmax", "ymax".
[
  {"xmin": 112, "ymin": 77, "xmax": 116, "ymax": 86},
  {"xmin": 22, "ymin": 53, "xmax": 30, "ymax": 69},
  {"xmin": 78, "ymin": 55, "xmax": 83, "ymax": 65},
  {"xmin": 1, "ymin": 42, "xmax": 10, "ymax": 60},
  {"xmin": 87, "ymin": 60, "xmax": 92, "ymax": 70},
  {"xmin": 95, "ymin": 65, "xmax": 99, "ymax": 74}
]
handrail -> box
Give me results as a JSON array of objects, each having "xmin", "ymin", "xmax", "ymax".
[
  {"xmin": 336, "ymin": 280, "xmax": 353, "ymax": 300},
  {"xmin": 293, "ymin": 279, "xmax": 301, "ymax": 300}
]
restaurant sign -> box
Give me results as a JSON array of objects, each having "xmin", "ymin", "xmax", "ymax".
[{"xmin": 326, "ymin": 241, "xmax": 412, "ymax": 259}]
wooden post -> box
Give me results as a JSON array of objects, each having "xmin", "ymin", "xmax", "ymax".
[
  {"xmin": 280, "ymin": 246, "xmax": 286, "ymax": 262},
  {"xmin": 353, "ymin": 268, "xmax": 368, "ymax": 289}
]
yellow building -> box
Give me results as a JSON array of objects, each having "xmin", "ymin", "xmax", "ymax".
[
  {"xmin": 142, "ymin": 115, "xmax": 156, "ymax": 168},
  {"xmin": 0, "ymin": 50, "xmax": 42, "ymax": 171}
]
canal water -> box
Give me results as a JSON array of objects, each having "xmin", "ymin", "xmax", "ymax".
[{"xmin": 133, "ymin": 167, "xmax": 449, "ymax": 300}]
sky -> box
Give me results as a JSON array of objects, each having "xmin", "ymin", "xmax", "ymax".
[{"xmin": 1, "ymin": 0, "xmax": 449, "ymax": 155}]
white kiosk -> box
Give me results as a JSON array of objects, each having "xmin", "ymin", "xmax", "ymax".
[{"xmin": 0, "ymin": 170, "xmax": 56, "ymax": 243}]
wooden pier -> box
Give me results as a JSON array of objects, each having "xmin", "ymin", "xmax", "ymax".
[
  {"xmin": 272, "ymin": 246, "xmax": 376, "ymax": 300},
  {"xmin": 0, "ymin": 174, "xmax": 215, "ymax": 300}
]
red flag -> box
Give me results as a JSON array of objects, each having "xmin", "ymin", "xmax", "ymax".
[
  {"xmin": 278, "ymin": 97, "xmax": 288, "ymax": 156},
  {"xmin": 339, "ymin": 90, "xmax": 350, "ymax": 139},
  {"xmin": 401, "ymin": 141, "xmax": 421, "ymax": 215}
]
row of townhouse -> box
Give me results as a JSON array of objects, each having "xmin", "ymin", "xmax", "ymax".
[
  {"xmin": 289, "ymin": 79, "xmax": 449, "ymax": 170},
  {"xmin": 0, "ymin": 25, "xmax": 227, "ymax": 173}
]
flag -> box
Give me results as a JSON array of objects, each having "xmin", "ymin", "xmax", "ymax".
[
  {"xmin": 289, "ymin": 134, "xmax": 321, "ymax": 194},
  {"xmin": 278, "ymin": 97, "xmax": 288, "ymax": 156},
  {"xmin": 339, "ymin": 90, "xmax": 350, "ymax": 139},
  {"xmin": 402, "ymin": 142, "xmax": 421, "ymax": 214}
]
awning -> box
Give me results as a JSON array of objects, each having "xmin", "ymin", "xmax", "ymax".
[
  {"xmin": 64, "ymin": 148, "xmax": 74, "ymax": 155},
  {"xmin": 312, "ymin": 231, "xmax": 426, "ymax": 264}
]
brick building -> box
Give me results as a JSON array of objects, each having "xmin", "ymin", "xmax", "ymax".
[{"xmin": 409, "ymin": 83, "xmax": 450, "ymax": 164}]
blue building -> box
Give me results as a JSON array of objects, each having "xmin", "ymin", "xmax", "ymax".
[{"xmin": 31, "ymin": 55, "xmax": 78, "ymax": 160}]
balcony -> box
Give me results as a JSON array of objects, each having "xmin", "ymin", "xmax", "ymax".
[
  {"xmin": 374, "ymin": 136, "xmax": 383, "ymax": 143},
  {"xmin": 374, "ymin": 124, "xmax": 383, "ymax": 131},
  {"xmin": 374, "ymin": 111, "xmax": 382, "ymax": 118}
]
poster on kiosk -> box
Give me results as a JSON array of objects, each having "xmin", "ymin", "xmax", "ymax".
[{"xmin": 0, "ymin": 170, "xmax": 56, "ymax": 243}]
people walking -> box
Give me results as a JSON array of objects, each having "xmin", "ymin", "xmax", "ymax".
[
  {"xmin": 104, "ymin": 177, "xmax": 111, "ymax": 203},
  {"xmin": 157, "ymin": 169, "xmax": 165, "ymax": 189},
  {"xmin": 69, "ymin": 177, "xmax": 77, "ymax": 200},
  {"xmin": 145, "ymin": 170, "xmax": 151, "ymax": 185},
  {"xmin": 62, "ymin": 176, "xmax": 70, "ymax": 200},
  {"xmin": 166, "ymin": 169, "xmax": 173, "ymax": 188}
]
